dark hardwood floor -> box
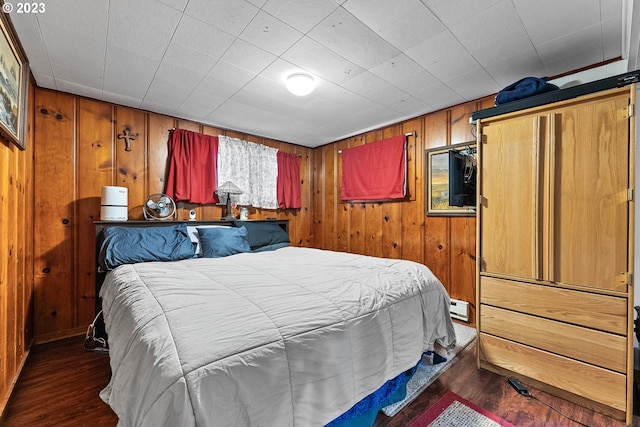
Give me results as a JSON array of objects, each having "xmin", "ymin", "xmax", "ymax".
[{"xmin": 1, "ymin": 334, "xmax": 638, "ymax": 426}]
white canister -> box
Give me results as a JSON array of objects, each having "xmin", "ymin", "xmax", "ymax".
[
  {"xmin": 239, "ymin": 207, "xmax": 248, "ymax": 220},
  {"xmin": 101, "ymin": 186, "xmax": 128, "ymax": 221}
]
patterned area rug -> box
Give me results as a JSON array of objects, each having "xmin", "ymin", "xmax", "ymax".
[
  {"xmin": 408, "ymin": 391, "xmax": 515, "ymax": 427},
  {"xmin": 382, "ymin": 322, "xmax": 476, "ymax": 416}
]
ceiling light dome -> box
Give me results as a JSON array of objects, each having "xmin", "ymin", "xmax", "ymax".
[{"xmin": 286, "ymin": 72, "xmax": 316, "ymax": 96}]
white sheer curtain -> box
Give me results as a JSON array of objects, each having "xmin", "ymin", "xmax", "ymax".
[{"xmin": 218, "ymin": 135, "xmax": 279, "ymax": 209}]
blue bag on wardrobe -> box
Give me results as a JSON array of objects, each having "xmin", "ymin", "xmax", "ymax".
[{"xmin": 495, "ymin": 77, "xmax": 559, "ymax": 105}]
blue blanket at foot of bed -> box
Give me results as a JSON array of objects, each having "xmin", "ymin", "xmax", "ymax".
[
  {"xmin": 325, "ymin": 364, "xmax": 418, "ymax": 427},
  {"xmin": 326, "ymin": 350, "xmax": 448, "ymax": 427}
]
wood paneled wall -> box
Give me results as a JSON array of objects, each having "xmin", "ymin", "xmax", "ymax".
[
  {"xmin": 312, "ymin": 96, "xmax": 494, "ymax": 325},
  {"xmin": 32, "ymin": 88, "xmax": 314, "ymax": 342},
  {"xmin": 0, "ymin": 79, "xmax": 34, "ymax": 416}
]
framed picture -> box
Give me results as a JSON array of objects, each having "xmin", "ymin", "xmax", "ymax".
[
  {"xmin": 0, "ymin": 11, "xmax": 28, "ymax": 150},
  {"xmin": 425, "ymin": 142, "xmax": 477, "ymax": 216}
]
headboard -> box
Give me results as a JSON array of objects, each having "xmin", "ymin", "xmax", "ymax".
[{"xmin": 94, "ymin": 219, "xmax": 289, "ymax": 313}]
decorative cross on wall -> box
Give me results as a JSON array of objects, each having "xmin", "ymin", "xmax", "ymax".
[{"xmin": 118, "ymin": 127, "xmax": 138, "ymax": 151}]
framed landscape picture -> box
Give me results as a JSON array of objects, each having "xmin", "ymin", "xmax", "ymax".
[
  {"xmin": 425, "ymin": 142, "xmax": 477, "ymax": 216},
  {"xmin": 0, "ymin": 11, "xmax": 28, "ymax": 149}
]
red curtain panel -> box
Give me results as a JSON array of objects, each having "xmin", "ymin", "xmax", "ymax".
[
  {"xmin": 341, "ymin": 135, "xmax": 406, "ymax": 201},
  {"xmin": 277, "ymin": 152, "xmax": 301, "ymax": 209},
  {"xmin": 165, "ymin": 128, "xmax": 219, "ymax": 204}
]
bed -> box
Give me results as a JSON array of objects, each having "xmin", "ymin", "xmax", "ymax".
[{"xmin": 96, "ymin": 220, "xmax": 456, "ymax": 427}]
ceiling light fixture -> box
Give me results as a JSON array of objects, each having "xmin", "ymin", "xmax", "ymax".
[{"xmin": 285, "ymin": 72, "xmax": 316, "ymax": 96}]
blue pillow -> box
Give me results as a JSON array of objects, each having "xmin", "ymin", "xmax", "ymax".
[
  {"xmin": 198, "ymin": 226, "xmax": 251, "ymax": 258},
  {"xmin": 233, "ymin": 220, "xmax": 290, "ymax": 250},
  {"xmin": 251, "ymin": 242, "xmax": 290, "ymax": 252},
  {"xmin": 99, "ymin": 223, "xmax": 195, "ymax": 270}
]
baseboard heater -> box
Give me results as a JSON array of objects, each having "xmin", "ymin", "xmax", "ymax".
[{"xmin": 450, "ymin": 299, "xmax": 469, "ymax": 322}]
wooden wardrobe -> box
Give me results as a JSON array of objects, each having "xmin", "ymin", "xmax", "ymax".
[{"xmin": 476, "ymin": 86, "xmax": 635, "ymax": 425}]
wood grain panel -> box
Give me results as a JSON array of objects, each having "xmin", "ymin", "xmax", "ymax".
[
  {"xmin": 347, "ymin": 135, "xmax": 366, "ymax": 255},
  {"xmin": 480, "ymin": 277, "xmax": 627, "ymax": 334},
  {"xmin": 76, "ymin": 99, "xmax": 113, "ymax": 325},
  {"xmin": 400, "ymin": 118, "xmax": 424, "ymax": 263},
  {"xmin": 0, "ymin": 136, "xmax": 9, "ymax": 408},
  {"xmin": 322, "ymin": 144, "xmax": 336, "ymax": 249},
  {"xmin": 0, "ymin": 102, "xmax": 35, "ymax": 414},
  {"xmin": 115, "ymin": 107, "xmax": 146, "ymax": 220},
  {"xmin": 311, "ymin": 143, "xmax": 324, "ymax": 249},
  {"xmin": 479, "ymin": 114, "xmax": 541, "ymax": 279},
  {"xmin": 33, "ymin": 89, "xmax": 76, "ymax": 336},
  {"xmin": 450, "ymin": 103, "xmax": 477, "ymax": 145},
  {"xmin": 364, "ymin": 131, "xmax": 384, "ymax": 258},
  {"xmin": 479, "ymin": 333, "xmax": 627, "ymax": 412},
  {"xmin": 147, "ymin": 114, "xmax": 174, "ymax": 196},
  {"xmin": 450, "ymin": 216, "xmax": 476, "ymax": 318},
  {"xmin": 481, "ymin": 305, "xmax": 626, "ymax": 372},
  {"xmin": 335, "ymin": 139, "xmax": 350, "ymax": 253},
  {"xmin": 552, "ymin": 93, "xmax": 630, "ymax": 291},
  {"xmin": 425, "ymin": 216, "xmax": 450, "ymax": 291},
  {"xmin": 381, "ymin": 126, "xmax": 402, "ymax": 259}
]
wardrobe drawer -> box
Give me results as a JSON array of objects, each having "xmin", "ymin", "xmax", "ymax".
[
  {"xmin": 480, "ymin": 276, "xmax": 627, "ymax": 334},
  {"xmin": 479, "ymin": 333, "xmax": 627, "ymax": 412},
  {"xmin": 480, "ymin": 305, "xmax": 626, "ymax": 372}
]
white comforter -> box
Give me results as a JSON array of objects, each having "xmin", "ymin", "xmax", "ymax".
[{"xmin": 100, "ymin": 247, "xmax": 455, "ymax": 427}]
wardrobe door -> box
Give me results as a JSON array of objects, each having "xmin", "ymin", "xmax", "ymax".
[
  {"xmin": 551, "ymin": 93, "xmax": 630, "ymax": 292},
  {"xmin": 479, "ymin": 114, "xmax": 544, "ymax": 279}
]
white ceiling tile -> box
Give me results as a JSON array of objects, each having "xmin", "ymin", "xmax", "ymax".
[
  {"xmin": 104, "ymin": 45, "xmax": 159, "ymax": 91},
  {"xmin": 183, "ymin": 0, "xmax": 259, "ymax": 37},
  {"xmin": 405, "ymin": 31, "xmax": 466, "ymax": 71},
  {"xmin": 421, "ymin": 0, "xmax": 502, "ymax": 27},
  {"xmin": 515, "ymin": 0, "xmax": 601, "ymax": 46},
  {"xmin": 419, "ymin": 84, "xmax": 465, "ymax": 111},
  {"xmin": 101, "ymin": 90, "xmax": 144, "ymax": 109},
  {"xmin": 536, "ymin": 24, "xmax": 606, "ymax": 74},
  {"xmin": 341, "ymin": 71, "xmax": 412, "ymax": 106},
  {"xmin": 162, "ymin": 41, "xmax": 219, "ymax": 75},
  {"xmin": 172, "ymin": 15, "xmax": 236, "ymax": 58},
  {"xmin": 38, "ymin": 19, "xmax": 105, "ymax": 77},
  {"xmin": 262, "ymin": 0, "xmax": 340, "ymax": 33},
  {"xmin": 308, "ymin": 7, "xmax": 401, "ymax": 69},
  {"xmin": 444, "ymin": 67, "xmax": 501, "ymax": 100},
  {"xmin": 139, "ymin": 99, "xmax": 181, "ymax": 116},
  {"xmin": 370, "ymin": 53, "xmax": 436, "ymax": 87},
  {"xmin": 198, "ymin": 60, "xmax": 257, "ymax": 98},
  {"xmin": 176, "ymin": 90, "xmax": 226, "ymax": 119},
  {"xmin": 8, "ymin": 14, "xmax": 47, "ymax": 58},
  {"xmin": 103, "ymin": 77, "xmax": 149, "ymax": 100},
  {"xmin": 32, "ymin": 72, "xmax": 56, "ymax": 89},
  {"xmin": 25, "ymin": 56, "xmax": 54, "ymax": 79},
  {"xmin": 153, "ymin": 61, "xmax": 207, "ymax": 94},
  {"xmin": 50, "ymin": 62, "xmax": 103, "ymax": 89},
  {"xmin": 602, "ymin": 16, "xmax": 624, "ymax": 60},
  {"xmin": 220, "ymin": 39, "xmax": 276, "ymax": 74},
  {"xmin": 38, "ymin": 0, "xmax": 108, "ymax": 38},
  {"xmin": 451, "ymin": 1, "xmax": 532, "ymax": 65},
  {"xmin": 107, "ymin": 0, "xmax": 182, "ymax": 60},
  {"xmin": 55, "ymin": 78, "xmax": 103, "ymax": 99},
  {"xmin": 482, "ymin": 48, "xmax": 547, "ymax": 86},
  {"xmin": 281, "ymin": 37, "xmax": 365, "ymax": 84},
  {"xmin": 247, "ymin": 0, "xmax": 268, "ymax": 7},
  {"xmin": 343, "ymin": 0, "xmax": 445, "ymax": 51},
  {"xmin": 157, "ymin": 0, "xmax": 188, "ymax": 11},
  {"xmin": 238, "ymin": 11, "xmax": 303, "ymax": 56}
]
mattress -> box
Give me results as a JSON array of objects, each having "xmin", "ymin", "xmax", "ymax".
[{"xmin": 99, "ymin": 246, "xmax": 455, "ymax": 426}]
